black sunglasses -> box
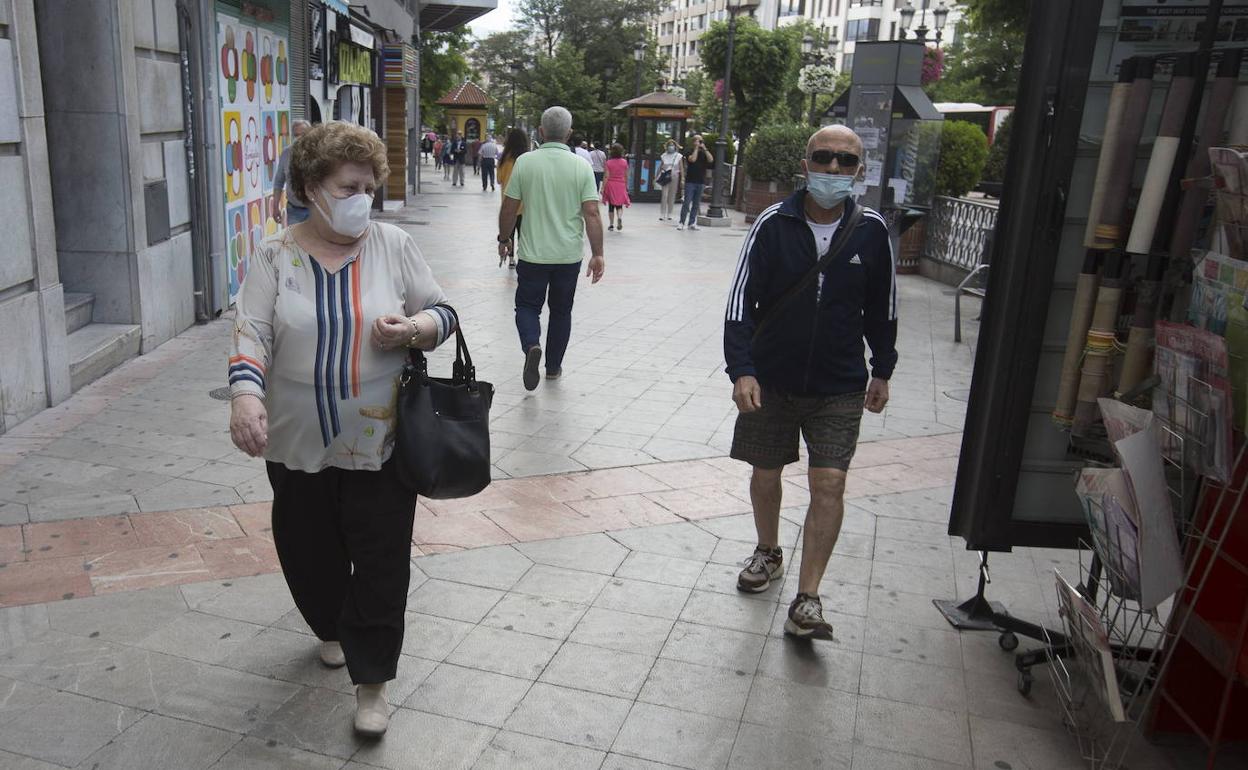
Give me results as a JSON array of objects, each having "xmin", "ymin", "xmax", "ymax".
[{"xmin": 809, "ymin": 150, "xmax": 860, "ymax": 169}]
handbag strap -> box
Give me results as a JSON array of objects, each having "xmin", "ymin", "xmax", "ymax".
[
  {"xmin": 406, "ymin": 304, "xmax": 481, "ymax": 391},
  {"xmin": 751, "ymin": 205, "xmax": 863, "ymax": 344}
]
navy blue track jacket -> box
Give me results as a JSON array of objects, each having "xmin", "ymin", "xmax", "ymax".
[{"xmin": 724, "ymin": 191, "xmax": 898, "ymax": 396}]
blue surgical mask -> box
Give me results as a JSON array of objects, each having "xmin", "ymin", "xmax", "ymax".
[{"xmin": 805, "ymin": 172, "xmax": 855, "ymax": 209}]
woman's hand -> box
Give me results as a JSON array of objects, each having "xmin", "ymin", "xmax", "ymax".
[
  {"xmin": 372, "ymin": 314, "xmax": 416, "ymax": 350},
  {"xmin": 230, "ymin": 395, "xmax": 268, "ymax": 457}
]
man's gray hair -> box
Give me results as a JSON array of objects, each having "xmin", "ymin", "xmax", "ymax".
[
  {"xmin": 541, "ymin": 106, "xmax": 573, "ymax": 142},
  {"xmin": 293, "ymin": 119, "xmax": 312, "ymax": 131}
]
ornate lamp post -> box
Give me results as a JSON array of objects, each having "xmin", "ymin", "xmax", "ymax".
[
  {"xmin": 509, "ymin": 61, "xmax": 522, "ymax": 130},
  {"xmin": 705, "ymin": 0, "xmax": 760, "ymax": 222},
  {"xmin": 602, "ymin": 64, "xmax": 615, "ymax": 144},
  {"xmin": 630, "ymin": 37, "xmax": 645, "ymax": 160},
  {"xmin": 899, "ymin": 1, "xmax": 948, "ymax": 44},
  {"xmin": 801, "ymin": 26, "xmax": 839, "ymax": 127}
]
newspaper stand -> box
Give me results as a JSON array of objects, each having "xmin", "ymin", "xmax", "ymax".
[{"xmin": 1042, "ymin": 373, "xmax": 1247, "ymax": 769}]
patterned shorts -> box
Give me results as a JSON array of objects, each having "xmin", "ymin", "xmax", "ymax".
[{"xmin": 730, "ymin": 390, "xmax": 865, "ymax": 471}]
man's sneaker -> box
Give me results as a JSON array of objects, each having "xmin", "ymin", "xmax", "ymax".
[
  {"xmin": 737, "ymin": 546, "xmax": 783, "ymax": 593},
  {"xmin": 546, "ymin": 369, "xmax": 562, "ymax": 380},
  {"xmin": 523, "ymin": 346, "xmax": 542, "ymax": 391},
  {"xmin": 690, "ymin": 223, "xmax": 701, "ymax": 231},
  {"xmin": 676, "ymin": 223, "xmax": 685, "ymax": 231},
  {"xmin": 784, "ymin": 593, "xmax": 834, "ymax": 640}
]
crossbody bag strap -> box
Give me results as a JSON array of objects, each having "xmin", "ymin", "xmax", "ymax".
[{"xmin": 751, "ymin": 205, "xmax": 863, "ymax": 344}]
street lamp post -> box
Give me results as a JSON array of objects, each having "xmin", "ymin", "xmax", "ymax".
[
  {"xmin": 509, "ymin": 61, "xmax": 522, "ymax": 130},
  {"xmin": 602, "ymin": 65, "xmax": 615, "ymax": 144},
  {"xmin": 802, "ymin": 26, "xmax": 839, "ymax": 127},
  {"xmin": 899, "ymin": 1, "xmax": 948, "ymax": 44},
  {"xmin": 706, "ymin": 0, "xmax": 759, "ymax": 222},
  {"xmin": 630, "ymin": 37, "xmax": 645, "ymax": 161}
]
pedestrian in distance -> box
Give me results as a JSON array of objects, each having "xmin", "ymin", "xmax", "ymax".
[
  {"xmin": 574, "ymin": 138, "xmax": 594, "ymax": 169},
  {"xmin": 601, "ymin": 143, "xmax": 631, "ymax": 232},
  {"xmin": 228, "ymin": 121, "xmax": 458, "ymax": 737},
  {"xmin": 479, "ymin": 134, "xmax": 499, "ymax": 192},
  {"xmin": 497, "ymin": 106, "xmax": 605, "ymax": 390},
  {"xmin": 440, "ymin": 136, "xmax": 452, "ymax": 179},
  {"xmin": 658, "ymin": 138, "xmax": 681, "ymax": 221},
  {"xmin": 420, "ymin": 133, "xmax": 433, "ymax": 163},
  {"xmin": 589, "ymin": 141, "xmax": 607, "ymax": 192},
  {"xmin": 449, "ymin": 131, "xmax": 467, "ymax": 186},
  {"xmin": 724, "ymin": 124, "xmax": 897, "ymax": 641},
  {"xmin": 496, "ymin": 128, "xmax": 530, "ymax": 269},
  {"xmin": 677, "ymin": 134, "xmax": 713, "ymax": 230},
  {"xmin": 469, "ymin": 137, "xmax": 481, "ymax": 176},
  {"xmin": 271, "ymin": 119, "xmax": 313, "ymax": 226}
]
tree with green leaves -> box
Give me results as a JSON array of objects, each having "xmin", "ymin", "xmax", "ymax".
[
  {"xmin": 420, "ymin": 27, "xmax": 474, "ymax": 131},
  {"xmin": 516, "ymin": 44, "xmax": 603, "ymax": 139},
  {"xmin": 926, "ymin": 0, "xmax": 1030, "ymax": 106},
  {"xmin": 699, "ymin": 17, "xmax": 798, "ymax": 166}
]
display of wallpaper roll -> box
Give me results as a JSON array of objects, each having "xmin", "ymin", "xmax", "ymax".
[
  {"xmin": 1052, "ymin": 60, "xmax": 1138, "ymax": 425},
  {"xmin": 1071, "ymin": 57, "xmax": 1156, "ymax": 435},
  {"xmin": 1116, "ymin": 53, "xmax": 1198, "ymax": 399}
]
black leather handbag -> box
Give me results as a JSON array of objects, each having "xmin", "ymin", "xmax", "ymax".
[{"xmin": 393, "ymin": 309, "xmax": 494, "ymax": 499}]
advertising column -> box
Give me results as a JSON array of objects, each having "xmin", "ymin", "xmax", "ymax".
[{"xmin": 215, "ymin": 1, "xmax": 292, "ymax": 302}]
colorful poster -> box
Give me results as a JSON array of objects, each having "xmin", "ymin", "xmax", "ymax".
[
  {"xmin": 226, "ymin": 203, "xmax": 249, "ymax": 298},
  {"xmin": 217, "ymin": 10, "xmax": 290, "ymax": 303}
]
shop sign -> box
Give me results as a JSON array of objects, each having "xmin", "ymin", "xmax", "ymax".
[
  {"xmin": 337, "ymin": 43, "xmax": 372, "ymax": 85},
  {"xmin": 634, "ymin": 107, "xmax": 691, "ymax": 118}
]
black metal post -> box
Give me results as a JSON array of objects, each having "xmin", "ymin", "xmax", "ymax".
[
  {"xmin": 510, "ymin": 84, "xmax": 516, "ymax": 129},
  {"xmin": 808, "ymin": 91, "xmax": 818, "ymax": 127},
  {"xmin": 706, "ymin": 12, "xmax": 738, "ymax": 220}
]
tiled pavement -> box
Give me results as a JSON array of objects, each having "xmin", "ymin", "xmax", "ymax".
[{"xmin": 0, "ymin": 180, "xmax": 1217, "ymax": 768}]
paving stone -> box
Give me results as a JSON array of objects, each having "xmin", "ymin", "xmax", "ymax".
[
  {"xmin": 613, "ymin": 551, "xmax": 706, "ymax": 588},
  {"xmin": 0, "ymin": 690, "xmax": 140, "ymax": 766},
  {"xmin": 855, "ymin": 696, "xmax": 972, "ymax": 766},
  {"xmin": 46, "ymin": 585, "xmax": 188, "ymax": 643},
  {"xmin": 538, "ymin": 641, "xmax": 654, "ymax": 699},
  {"xmin": 0, "ymin": 676, "xmax": 56, "ymax": 726},
  {"xmin": 608, "ymin": 522, "xmax": 719, "ymax": 560},
  {"xmin": 637, "ymin": 657, "xmax": 753, "ymax": 720},
  {"xmin": 503, "ymin": 681, "xmax": 631, "ymax": 750},
  {"xmin": 850, "ymin": 745, "xmax": 971, "ymax": 769},
  {"xmin": 755, "ymin": 637, "xmax": 862, "ymax": 695},
  {"xmin": 180, "ymin": 573, "xmax": 296, "ymax": 626},
  {"xmin": 248, "ymin": 686, "xmax": 363, "ymax": 760},
  {"xmin": 678, "ymin": 589, "xmax": 777, "ymax": 634},
  {"xmin": 0, "ymin": 750, "xmax": 62, "ymax": 770},
  {"xmin": 600, "ymin": 755, "xmax": 684, "ymax": 770},
  {"xmin": 863, "ymin": 618, "xmax": 964, "ymax": 669},
  {"xmin": 413, "ymin": 545, "xmax": 533, "ymax": 591},
  {"xmin": 352, "ymin": 708, "xmax": 496, "ymax": 769},
  {"xmin": 513, "ymin": 532, "xmax": 630, "ymax": 574},
  {"xmin": 480, "ymin": 592, "xmax": 586, "ymax": 639},
  {"xmin": 0, "ymin": 630, "xmax": 126, "ymax": 693},
  {"xmin": 135, "ymin": 478, "xmax": 242, "ymax": 512},
  {"xmin": 0, "ymin": 556, "xmax": 93, "ymax": 605},
  {"xmin": 403, "ymin": 662, "xmax": 532, "ymax": 727},
  {"xmin": 135, "ymin": 610, "xmax": 264, "ymax": 664},
  {"xmin": 742, "ymin": 674, "xmax": 858, "ymax": 741},
  {"xmin": 659, "ymin": 620, "xmax": 766, "ymax": 672},
  {"xmin": 473, "ymin": 730, "xmax": 605, "ymax": 770},
  {"xmin": 510, "ymin": 564, "xmax": 610, "ymax": 604},
  {"xmin": 729, "ymin": 722, "xmax": 854, "ymax": 770},
  {"xmin": 612, "ymin": 702, "xmax": 738, "ymax": 770},
  {"xmin": 409, "ymin": 579, "xmax": 504, "ymax": 623},
  {"xmin": 594, "ymin": 577, "xmax": 691, "ymax": 619},
  {"xmin": 445, "ymin": 625, "xmax": 561, "ymax": 680},
  {"xmin": 75, "ymin": 712, "xmax": 238, "ymax": 770},
  {"xmin": 155, "ymin": 661, "xmax": 301, "ymax": 733},
  {"xmin": 128, "ymin": 507, "xmax": 245, "ymax": 547},
  {"xmin": 208, "ymin": 735, "xmax": 345, "ymax": 770},
  {"xmin": 402, "ymin": 612, "xmax": 475, "ymax": 661},
  {"xmin": 567, "ymin": 607, "xmax": 674, "ymax": 657}
]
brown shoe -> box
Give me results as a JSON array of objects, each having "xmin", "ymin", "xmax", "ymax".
[
  {"xmin": 737, "ymin": 546, "xmax": 783, "ymax": 593},
  {"xmin": 784, "ymin": 593, "xmax": 834, "ymax": 641}
]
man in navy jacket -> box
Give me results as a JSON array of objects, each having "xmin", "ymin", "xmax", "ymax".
[{"xmin": 724, "ymin": 125, "xmax": 897, "ymax": 640}]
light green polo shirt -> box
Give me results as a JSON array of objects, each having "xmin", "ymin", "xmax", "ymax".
[{"xmin": 504, "ymin": 142, "xmax": 600, "ymax": 264}]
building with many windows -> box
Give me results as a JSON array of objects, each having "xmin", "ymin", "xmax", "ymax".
[{"xmin": 651, "ymin": 0, "xmax": 963, "ymax": 84}]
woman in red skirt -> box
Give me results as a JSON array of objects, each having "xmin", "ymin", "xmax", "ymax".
[{"xmin": 600, "ymin": 143, "xmax": 631, "ymax": 231}]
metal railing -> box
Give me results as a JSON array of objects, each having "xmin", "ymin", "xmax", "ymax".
[{"xmin": 923, "ymin": 195, "xmax": 999, "ymax": 271}]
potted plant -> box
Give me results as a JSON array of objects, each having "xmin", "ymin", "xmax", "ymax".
[{"xmin": 741, "ymin": 123, "xmax": 810, "ymax": 222}]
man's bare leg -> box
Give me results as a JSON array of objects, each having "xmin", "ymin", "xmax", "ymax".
[
  {"xmin": 797, "ymin": 468, "xmax": 847, "ymax": 595},
  {"xmin": 750, "ymin": 466, "xmax": 784, "ymax": 548}
]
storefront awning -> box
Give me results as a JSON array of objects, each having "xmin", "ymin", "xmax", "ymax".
[{"xmin": 420, "ymin": 0, "xmax": 496, "ymax": 31}]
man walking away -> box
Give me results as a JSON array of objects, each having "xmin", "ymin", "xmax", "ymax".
[
  {"xmin": 724, "ymin": 125, "xmax": 897, "ymax": 641},
  {"xmin": 575, "ymin": 139, "xmax": 594, "ymax": 168},
  {"xmin": 480, "ymin": 135, "xmax": 499, "ymax": 192},
  {"xmin": 678, "ymin": 135, "xmax": 712, "ymax": 231},
  {"xmin": 271, "ymin": 119, "xmax": 312, "ymax": 225},
  {"xmin": 498, "ymin": 106, "xmax": 605, "ymax": 391},
  {"xmin": 589, "ymin": 142, "xmax": 607, "ymax": 191},
  {"xmin": 470, "ymin": 137, "xmax": 481, "ymax": 175},
  {"xmin": 450, "ymin": 131, "xmax": 467, "ymax": 186}
]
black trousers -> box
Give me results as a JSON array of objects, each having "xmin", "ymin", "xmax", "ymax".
[{"xmin": 266, "ymin": 458, "xmax": 416, "ymax": 684}]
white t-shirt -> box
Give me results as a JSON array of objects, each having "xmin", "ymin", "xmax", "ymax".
[
  {"xmin": 575, "ymin": 146, "xmax": 594, "ymax": 167},
  {"xmin": 806, "ymin": 217, "xmax": 842, "ymax": 256},
  {"xmin": 589, "ymin": 149, "xmax": 607, "ymax": 172}
]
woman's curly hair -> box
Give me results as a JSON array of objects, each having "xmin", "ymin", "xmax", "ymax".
[{"xmin": 289, "ymin": 121, "xmax": 389, "ymax": 202}]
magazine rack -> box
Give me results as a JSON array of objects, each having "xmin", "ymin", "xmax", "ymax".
[{"xmin": 1041, "ymin": 375, "xmax": 1246, "ymax": 769}]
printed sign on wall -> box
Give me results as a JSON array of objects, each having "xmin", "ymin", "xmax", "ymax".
[{"xmin": 218, "ymin": 10, "xmax": 290, "ymax": 302}]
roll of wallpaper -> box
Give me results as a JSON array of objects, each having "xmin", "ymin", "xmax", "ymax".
[
  {"xmin": 1083, "ymin": 58, "xmax": 1136, "ymax": 250},
  {"xmin": 1091, "ymin": 57, "xmax": 1156, "ymax": 251}
]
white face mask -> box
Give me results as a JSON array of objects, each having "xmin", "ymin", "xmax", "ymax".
[{"xmin": 314, "ymin": 187, "xmax": 372, "ymax": 238}]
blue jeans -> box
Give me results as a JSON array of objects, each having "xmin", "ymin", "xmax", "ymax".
[
  {"xmin": 287, "ymin": 203, "xmax": 310, "ymax": 224},
  {"xmin": 680, "ymin": 182, "xmax": 705, "ymax": 225},
  {"xmin": 515, "ymin": 260, "xmax": 581, "ymax": 375}
]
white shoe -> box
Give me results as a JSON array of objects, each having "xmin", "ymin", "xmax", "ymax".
[
  {"xmin": 319, "ymin": 640, "xmax": 346, "ymax": 668},
  {"xmin": 354, "ymin": 683, "xmax": 390, "ymax": 736},
  {"xmin": 690, "ymin": 223, "xmax": 701, "ymax": 231},
  {"xmin": 676, "ymin": 223, "xmax": 685, "ymax": 231}
]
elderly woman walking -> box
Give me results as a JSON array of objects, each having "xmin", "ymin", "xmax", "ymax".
[{"xmin": 228, "ymin": 121, "xmax": 455, "ymax": 737}]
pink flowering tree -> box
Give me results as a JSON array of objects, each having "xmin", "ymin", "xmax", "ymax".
[
  {"xmin": 922, "ymin": 47, "xmax": 944, "ymax": 86},
  {"xmin": 713, "ymin": 78, "xmax": 725, "ymax": 102}
]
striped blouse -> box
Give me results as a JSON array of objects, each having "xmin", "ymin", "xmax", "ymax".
[{"xmin": 229, "ymin": 222, "xmax": 453, "ymax": 472}]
